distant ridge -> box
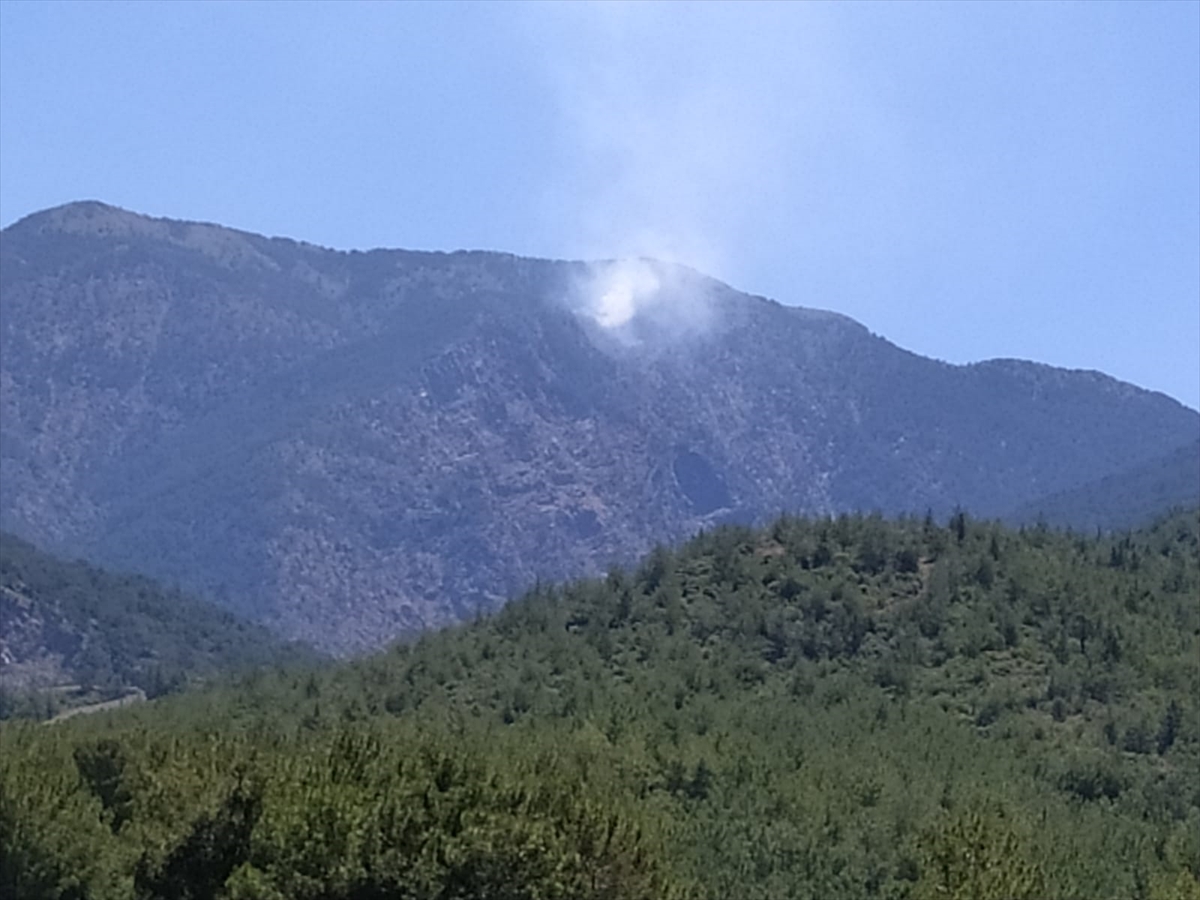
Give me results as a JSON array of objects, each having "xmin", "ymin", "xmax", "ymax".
[
  {"xmin": 1006, "ymin": 438, "xmax": 1200, "ymax": 531},
  {"xmin": 0, "ymin": 530, "xmax": 315, "ymax": 716}
]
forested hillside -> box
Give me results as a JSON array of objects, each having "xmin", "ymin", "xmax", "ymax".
[
  {"xmin": 3, "ymin": 510, "xmax": 1198, "ymax": 898},
  {"xmin": 0, "ymin": 532, "xmax": 316, "ymax": 720}
]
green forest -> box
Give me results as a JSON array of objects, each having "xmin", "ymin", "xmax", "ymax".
[{"xmin": 3, "ymin": 510, "xmax": 1199, "ymax": 899}]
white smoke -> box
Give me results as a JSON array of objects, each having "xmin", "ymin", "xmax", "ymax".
[
  {"xmin": 569, "ymin": 257, "xmax": 717, "ymax": 345},
  {"xmin": 586, "ymin": 258, "xmax": 659, "ymax": 329},
  {"xmin": 520, "ymin": 3, "xmax": 851, "ymax": 338}
]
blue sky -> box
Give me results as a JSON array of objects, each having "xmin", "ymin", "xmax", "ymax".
[{"xmin": 2, "ymin": 1, "xmax": 1197, "ymax": 409}]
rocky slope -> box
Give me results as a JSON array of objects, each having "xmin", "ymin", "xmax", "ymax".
[{"xmin": 2, "ymin": 202, "xmax": 1196, "ymax": 652}]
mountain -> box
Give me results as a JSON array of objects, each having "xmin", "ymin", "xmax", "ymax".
[
  {"xmin": 1006, "ymin": 438, "xmax": 1200, "ymax": 532},
  {"xmin": 0, "ymin": 530, "xmax": 315, "ymax": 718},
  {"xmin": 4, "ymin": 511, "xmax": 1198, "ymax": 898},
  {"xmin": 2, "ymin": 201, "xmax": 1197, "ymax": 653}
]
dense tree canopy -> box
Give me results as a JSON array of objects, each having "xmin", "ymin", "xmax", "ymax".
[{"xmin": 3, "ymin": 510, "xmax": 1198, "ymax": 898}]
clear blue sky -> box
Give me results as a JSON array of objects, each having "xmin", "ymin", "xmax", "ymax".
[{"xmin": 2, "ymin": 0, "xmax": 1197, "ymax": 409}]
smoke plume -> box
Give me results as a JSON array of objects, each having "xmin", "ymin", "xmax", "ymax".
[{"xmin": 522, "ymin": 3, "xmax": 840, "ymax": 337}]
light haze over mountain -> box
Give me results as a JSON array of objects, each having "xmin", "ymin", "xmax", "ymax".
[
  {"xmin": 2, "ymin": 203, "xmax": 1195, "ymax": 653},
  {"xmin": 1, "ymin": 2, "xmax": 1196, "ymax": 409}
]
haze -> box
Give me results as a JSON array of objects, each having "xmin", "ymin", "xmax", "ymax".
[{"xmin": 1, "ymin": 0, "xmax": 1196, "ymax": 408}]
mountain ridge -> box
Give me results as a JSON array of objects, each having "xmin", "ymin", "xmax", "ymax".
[
  {"xmin": 2, "ymin": 201, "xmax": 1196, "ymax": 652},
  {"xmin": 1005, "ymin": 437, "xmax": 1200, "ymax": 531}
]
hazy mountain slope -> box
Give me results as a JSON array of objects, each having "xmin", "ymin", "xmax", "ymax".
[
  {"xmin": 1006, "ymin": 437, "xmax": 1200, "ymax": 531},
  {"xmin": 2, "ymin": 202, "xmax": 1197, "ymax": 652},
  {"xmin": 0, "ymin": 531, "xmax": 314, "ymax": 714}
]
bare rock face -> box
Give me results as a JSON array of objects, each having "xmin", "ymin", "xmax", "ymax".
[{"xmin": 2, "ymin": 202, "xmax": 1196, "ymax": 653}]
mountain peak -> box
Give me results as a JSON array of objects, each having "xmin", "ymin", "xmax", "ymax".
[
  {"xmin": 7, "ymin": 200, "xmax": 150, "ymax": 235},
  {"xmin": 3, "ymin": 201, "xmax": 300, "ymax": 274}
]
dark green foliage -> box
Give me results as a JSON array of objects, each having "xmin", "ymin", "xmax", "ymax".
[
  {"xmin": 1, "ymin": 724, "xmax": 685, "ymax": 900},
  {"xmin": 2, "ymin": 509, "xmax": 1198, "ymax": 898},
  {"xmin": 1160, "ymin": 700, "xmax": 1184, "ymax": 755},
  {"xmin": 913, "ymin": 805, "xmax": 1048, "ymax": 900},
  {"xmin": 135, "ymin": 773, "xmax": 261, "ymax": 900},
  {"xmin": 74, "ymin": 739, "xmax": 136, "ymax": 833}
]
